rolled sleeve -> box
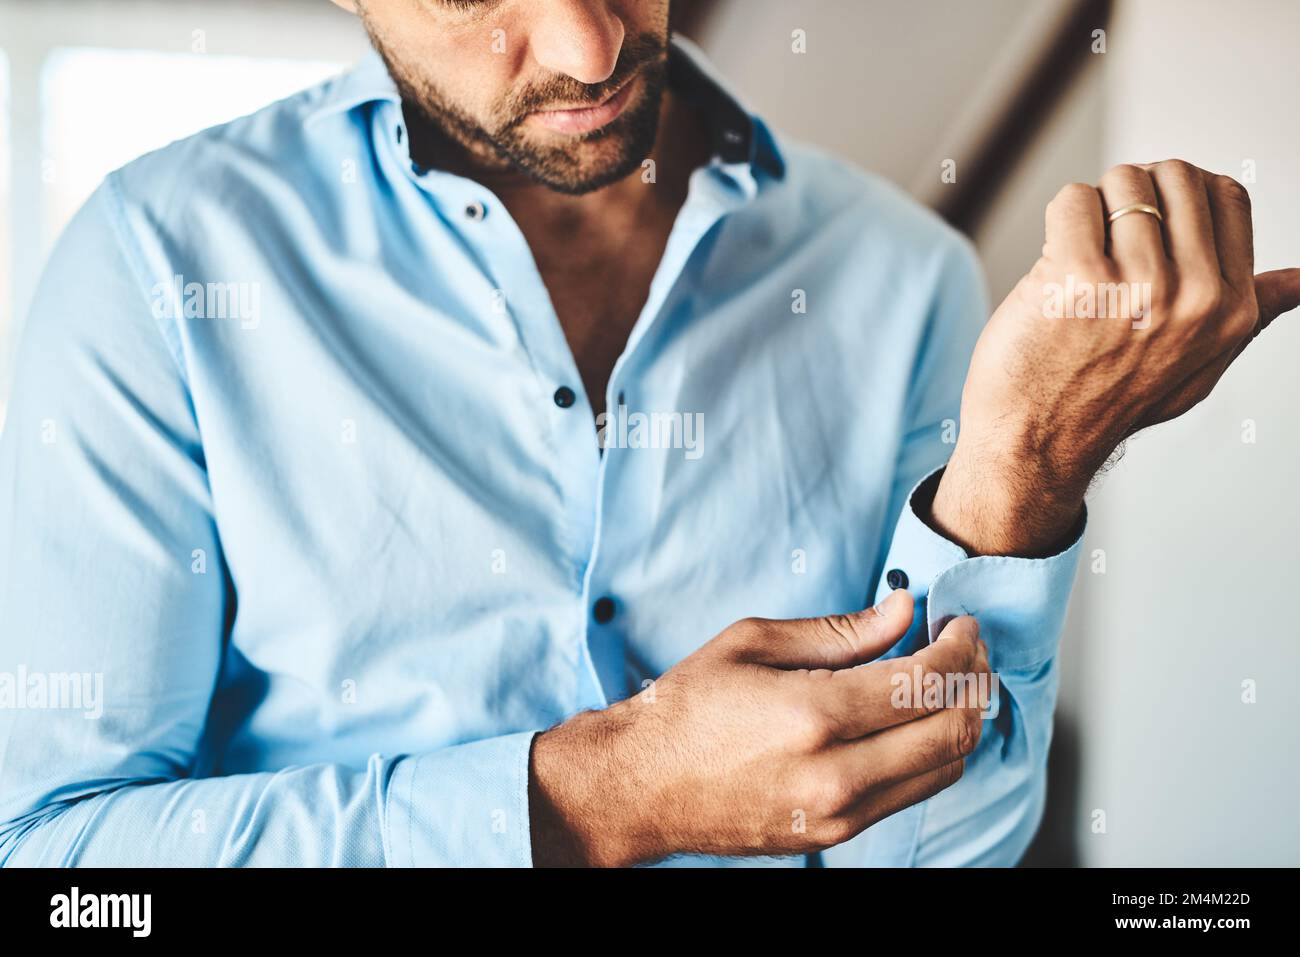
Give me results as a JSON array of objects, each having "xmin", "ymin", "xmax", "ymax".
[{"xmin": 384, "ymin": 730, "xmax": 538, "ymax": 868}]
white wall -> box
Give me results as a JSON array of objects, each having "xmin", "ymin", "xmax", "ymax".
[
  {"xmin": 1074, "ymin": 0, "xmax": 1300, "ymax": 865},
  {"xmin": 693, "ymin": 0, "xmax": 1062, "ymax": 209}
]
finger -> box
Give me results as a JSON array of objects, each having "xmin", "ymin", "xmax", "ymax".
[
  {"xmin": 1254, "ymin": 268, "xmax": 1300, "ymax": 328},
  {"xmin": 846, "ymin": 758, "xmax": 966, "ymax": 835},
  {"xmin": 966, "ymin": 632, "xmax": 992, "ymax": 713},
  {"xmin": 1137, "ymin": 267, "xmax": 1300, "ymax": 431},
  {"xmin": 1044, "ymin": 183, "xmax": 1106, "ymax": 261},
  {"xmin": 744, "ymin": 588, "xmax": 915, "ymax": 670},
  {"xmin": 1097, "ymin": 164, "xmax": 1165, "ymax": 271},
  {"xmin": 833, "ymin": 700, "xmax": 984, "ymax": 796},
  {"xmin": 1142, "ymin": 161, "xmax": 1218, "ymax": 278},
  {"xmin": 815, "ymin": 615, "xmax": 982, "ymax": 738},
  {"xmin": 1203, "ymin": 172, "xmax": 1254, "ymax": 292},
  {"xmin": 1131, "ymin": 355, "xmax": 1225, "ymax": 430}
]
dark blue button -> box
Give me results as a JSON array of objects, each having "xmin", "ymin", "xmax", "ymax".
[
  {"xmin": 886, "ymin": 568, "xmax": 909, "ymax": 590},
  {"xmin": 592, "ymin": 597, "xmax": 616, "ymax": 624},
  {"xmin": 553, "ymin": 386, "xmax": 576, "ymax": 409}
]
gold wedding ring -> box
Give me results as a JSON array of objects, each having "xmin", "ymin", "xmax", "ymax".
[{"xmin": 1107, "ymin": 203, "xmax": 1164, "ymax": 224}]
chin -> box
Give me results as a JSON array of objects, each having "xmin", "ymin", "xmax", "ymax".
[
  {"xmin": 528, "ymin": 155, "xmax": 647, "ymax": 196},
  {"xmin": 514, "ymin": 124, "xmax": 659, "ymax": 195}
]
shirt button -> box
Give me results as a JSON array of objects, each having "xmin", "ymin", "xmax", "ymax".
[
  {"xmin": 592, "ymin": 596, "xmax": 617, "ymax": 624},
  {"xmin": 464, "ymin": 200, "xmax": 487, "ymax": 221},
  {"xmin": 886, "ymin": 568, "xmax": 909, "ymax": 590},
  {"xmin": 553, "ymin": 386, "xmax": 576, "ymax": 409}
]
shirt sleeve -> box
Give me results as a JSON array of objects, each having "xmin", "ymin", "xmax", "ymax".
[
  {"xmin": 0, "ymin": 179, "xmax": 537, "ymax": 867},
  {"xmin": 821, "ymin": 232, "xmax": 1084, "ymax": 867},
  {"xmin": 866, "ymin": 471, "xmax": 1083, "ymax": 867}
]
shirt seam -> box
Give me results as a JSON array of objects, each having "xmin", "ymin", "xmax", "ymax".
[
  {"xmin": 381, "ymin": 756, "xmax": 395, "ymax": 867},
  {"xmin": 517, "ymin": 731, "xmax": 535, "ymax": 867},
  {"xmin": 406, "ymin": 752, "xmax": 420, "ymax": 867},
  {"xmin": 100, "ymin": 172, "xmax": 192, "ymax": 386}
]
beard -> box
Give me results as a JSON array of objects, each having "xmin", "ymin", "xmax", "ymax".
[{"xmin": 364, "ymin": 27, "xmax": 670, "ymax": 196}]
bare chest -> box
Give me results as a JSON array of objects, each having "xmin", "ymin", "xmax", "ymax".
[{"xmin": 537, "ymin": 248, "xmax": 663, "ymax": 419}]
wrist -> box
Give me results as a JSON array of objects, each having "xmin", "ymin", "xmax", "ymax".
[
  {"xmin": 528, "ymin": 705, "xmax": 658, "ymax": 867},
  {"xmin": 928, "ymin": 436, "xmax": 1085, "ymax": 557}
]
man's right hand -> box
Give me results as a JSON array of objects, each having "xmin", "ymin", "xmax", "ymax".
[{"xmin": 528, "ymin": 589, "xmax": 990, "ymax": 866}]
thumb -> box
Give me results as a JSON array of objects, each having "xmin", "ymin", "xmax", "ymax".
[
  {"xmin": 1253, "ymin": 268, "xmax": 1300, "ymax": 330},
  {"xmin": 745, "ymin": 588, "xmax": 915, "ymax": 670}
]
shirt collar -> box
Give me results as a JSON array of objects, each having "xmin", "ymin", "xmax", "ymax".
[
  {"xmin": 666, "ymin": 36, "xmax": 785, "ymax": 180},
  {"xmin": 305, "ymin": 35, "xmax": 785, "ymax": 182}
]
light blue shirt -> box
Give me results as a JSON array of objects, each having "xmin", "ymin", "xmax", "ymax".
[{"xmin": 0, "ymin": 40, "xmax": 1081, "ymax": 867}]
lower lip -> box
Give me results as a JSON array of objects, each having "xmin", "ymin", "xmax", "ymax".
[{"xmin": 527, "ymin": 78, "xmax": 638, "ymax": 135}]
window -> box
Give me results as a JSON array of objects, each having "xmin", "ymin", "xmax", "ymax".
[
  {"xmin": 0, "ymin": 48, "xmax": 10, "ymax": 411},
  {"xmin": 40, "ymin": 48, "xmax": 344, "ymax": 244},
  {"xmin": 0, "ymin": 0, "xmax": 367, "ymax": 423}
]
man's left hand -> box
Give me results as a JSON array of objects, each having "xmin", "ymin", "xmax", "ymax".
[{"xmin": 930, "ymin": 159, "xmax": 1300, "ymax": 556}]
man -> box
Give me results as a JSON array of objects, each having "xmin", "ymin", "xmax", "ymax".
[{"xmin": 0, "ymin": 0, "xmax": 1295, "ymax": 867}]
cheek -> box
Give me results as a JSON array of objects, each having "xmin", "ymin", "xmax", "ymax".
[
  {"xmin": 377, "ymin": 2, "xmax": 526, "ymax": 116},
  {"xmin": 450, "ymin": 29, "xmax": 534, "ymax": 119},
  {"xmin": 624, "ymin": 0, "xmax": 670, "ymax": 33},
  {"xmin": 425, "ymin": 41, "xmax": 521, "ymax": 123}
]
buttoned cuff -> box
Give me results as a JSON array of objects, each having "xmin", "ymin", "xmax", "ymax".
[
  {"xmin": 385, "ymin": 730, "xmax": 538, "ymax": 867},
  {"xmin": 874, "ymin": 469, "xmax": 1085, "ymax": 672}
]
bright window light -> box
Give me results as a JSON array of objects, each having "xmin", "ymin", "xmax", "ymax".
[
  {"xmin": 0, "ymin": 47, "xmax": 10, "ymax": 426},
  {"xmin": 40, "ymin": 47, "xmax": 346, "ymax": 245}
]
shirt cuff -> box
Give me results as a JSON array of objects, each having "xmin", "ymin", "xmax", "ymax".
[
  {"xmin": 874, "ymin": 468, "xmax": 1086, "ymax": 671},
  {"xmin": 385, "ymin": 730, "xmax": 538, "ymax": 867}
]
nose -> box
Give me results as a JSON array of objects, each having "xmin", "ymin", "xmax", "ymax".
[{"xmin": 529, "ymin": 0, "xmax": 625, "ymax": 85}]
